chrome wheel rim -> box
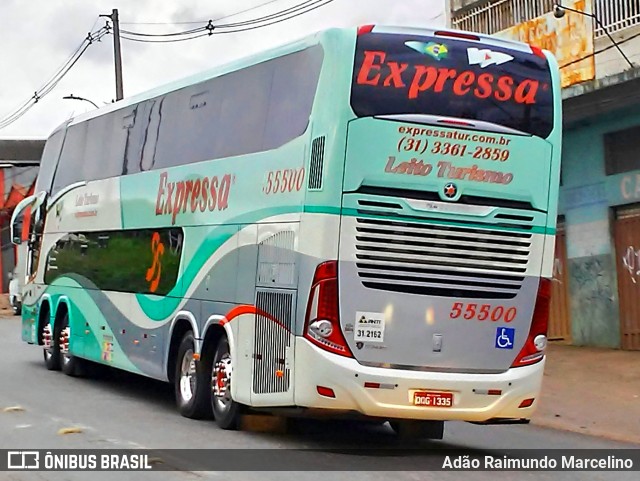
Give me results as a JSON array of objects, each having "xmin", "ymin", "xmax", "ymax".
[
  {"xmin": 179, "ymin": 349, "xmax": 196, "ymax": 402},
  {"xmin": 60, "ymin": 326, "xmax": 71, "ymax": 365},
  {"xmin": 43, "ymin": 323, "xmax": 53, "ymax": 360},
  {"xmin": 212, "ymin": 353, "xmax": 232, "ymax": 412}
]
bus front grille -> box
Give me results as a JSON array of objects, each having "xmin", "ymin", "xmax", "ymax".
[{"xmin": 353, "ymin": 217, "xmax": 531, "ymax": 299}]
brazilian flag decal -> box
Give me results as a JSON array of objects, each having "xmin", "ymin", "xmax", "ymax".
[{"xmin": 405, "ymin": 41, "xmax": 449, "ymax": 61}]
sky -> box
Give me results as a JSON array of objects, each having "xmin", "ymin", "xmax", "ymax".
[{"xmin": 0, "ymin": 0, "xmax": 446, "ymax": 139}]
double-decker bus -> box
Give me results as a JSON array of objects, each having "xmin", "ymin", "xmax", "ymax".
[{"xmin": 11, "ymin": 25, "xmax": 561, "ymax": 439}]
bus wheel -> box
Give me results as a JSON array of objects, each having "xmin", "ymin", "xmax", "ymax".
[
  {"xmin": 211, "ymin": 335, "xmax": 241, "ymax": 430},
  {"xmin": 42, "ymin": 319, "xmax": 60, "ymax": 371},
  {"xmin": 174, "ymin": 331, "xmax": 212, "ymax": 419},
  {"xmin": 389, "ymin": 420, "xmax": 444, "ymax": 441},
  {"xmin": 59, "ymin": 313, "xmax": 84, "ymax": 377}
]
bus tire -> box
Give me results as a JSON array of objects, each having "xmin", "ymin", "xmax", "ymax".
[
  {"xmin": 211, "ymin": 335, "xmax": 241, "ymax": 430},
  {"xmin": 174, "ymin": 331, "xmax": 212, "ymax": 419},
  {"xmin": 59, "ymin": 312, "xmax": 85, "ymax": 377},
  {"xmin": 389, "ymin": 420, "xmax": 444, "ymax": 440},
  {"xmin": 43, "ymin": 318, "xmax": 60, "ymax": 371}
]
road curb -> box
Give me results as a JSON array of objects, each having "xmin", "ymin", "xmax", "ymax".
[{"xmin": 532, "ymin": 418, "xmax": 640, "ymax": 446}]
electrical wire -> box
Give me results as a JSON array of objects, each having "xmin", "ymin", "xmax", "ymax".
[
  {"xmin": 120, "ymin": 0, "xmax": 335, "ymax": 43},
  {"xmin": 0, "ymin": 1, "xmax": 333, "ymax": 129},
  {"xmin": 120, "ymin": 0, "xmax": 286, "ymax": 26},
  {"xmin": 215, "ymin": 0, "xmax": 328, "ymax": 28},
  {"xmin": 0, "ymin": 24, "xmax": 109, "ymax": 131},
  {"xmin": 120, "ymin": 32, "xmax": 212, "ymax": 44},
  {"xmin": 560, "ymin": 30, "xmax": 640, "ymax": 69},
  {"xmin": 0, "ymin": 27, "xmax": 109, "ymax": 129},
  {"xmin": 120, "ymin": 0, "xmax": 324, "ymax": 38},
  {"xmin": 120, "ymin": 26, "xmax": 208, "ymax": 37},
  {"xmin": 120, "ymin": 0, "xmax": 321, "ymax": 36}
]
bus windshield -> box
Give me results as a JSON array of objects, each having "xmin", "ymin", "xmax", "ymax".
[{"xmin": 351, "ymin": 32, "xmax": 554, "ymax": 138}]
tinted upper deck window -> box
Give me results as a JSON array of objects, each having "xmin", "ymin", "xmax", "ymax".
[{"xmin": 351, "ymin": 33, "xmax": 554, "ymax": 138}]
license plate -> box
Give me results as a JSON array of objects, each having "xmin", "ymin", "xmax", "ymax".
[{"xmin": 413, "ymin": 391, "xmax": 453, "ymax": 407}]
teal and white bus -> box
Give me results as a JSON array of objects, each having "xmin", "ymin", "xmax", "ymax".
[{"xmin": 12, "ymin": 25, "xmax": 561, "ymax": 438}]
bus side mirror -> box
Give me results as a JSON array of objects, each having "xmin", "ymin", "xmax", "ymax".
[{"xmin": 10, "ymin": 191, "xmax": 47, "ymax": 246}]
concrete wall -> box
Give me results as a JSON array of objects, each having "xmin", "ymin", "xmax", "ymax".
[
  {"xmin": 595, "ymin": 24, "xmax": 640, "ymax": 79},
  {"xmin": 560, "ymin": 105, "xmax": 640, "ymax": 347}
]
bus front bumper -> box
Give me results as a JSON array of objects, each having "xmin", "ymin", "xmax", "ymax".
[{"xmin": 293, "ymin": 339, "xmax": 544, "ymax": 423}]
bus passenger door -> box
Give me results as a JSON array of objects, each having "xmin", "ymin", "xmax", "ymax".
[{"xmin": 249, "ymin": 224, "xmax": 299, "ymax": 407}]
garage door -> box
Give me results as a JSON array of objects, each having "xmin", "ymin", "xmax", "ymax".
[
  {"xmin": 548, "ymin": 223, "xmax": 572, "ymax": 342},
  {"xmin": 614, "ymin": 205, "xmax": 640, "ymax": 350}
]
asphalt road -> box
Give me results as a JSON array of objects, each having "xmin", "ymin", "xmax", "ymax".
[{"xmin": 0, "ymin": 315, "xmax": 637, "ymax": 481}]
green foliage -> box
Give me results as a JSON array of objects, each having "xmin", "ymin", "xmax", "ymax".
[{"xmin": 46, "ymin": 230, "xmax": 181, "ymax": 296}]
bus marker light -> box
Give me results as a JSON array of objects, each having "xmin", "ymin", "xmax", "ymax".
[
  {"xmin": 438, "ymin": 119, "xmax": 474, "ymax": 127},
  {"xmin": 434, "ymin": 30, "xmax": 480, "ymax": 41},
  {"xmin": 364, "ymin": 382, "xmax": 395, "ymax": 390},
  {"xmin": 193, "ymin": 353, "xmax": 201, "ymax": 361},
  {"xmin": 133, "ymin": 340, "xmax": 139, "ymax": 345},
  {"xmin": 519, "ymin": 398, "xmax": 535, "ymax": 408},
  {"xmin": 275, "ymin": 370, "xmax": 284, "ymax": 378},
  {"xmin": 317, "ymin": 386, "xmax": 336, "ymax": 398},
  {"xmin": 529, "ymin": 45, "xmax": 545, "ymax": 59},
  {"xmin": 473, "ymin": 389, "xmax": 502, "ymax": 395}
]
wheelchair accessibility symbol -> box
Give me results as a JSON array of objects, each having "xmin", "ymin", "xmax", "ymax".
[{"xmin": 495, "ymin": 327, "xmax": 515, "ymax": 349}]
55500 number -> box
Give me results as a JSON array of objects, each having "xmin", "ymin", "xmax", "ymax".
[
  {"xmin": 450, "ymin": 303, "xmax": 517, "ymax": 323},
  {"xmin": 263, "ymin": 167, "xmax": 305, "ymax": 195}
]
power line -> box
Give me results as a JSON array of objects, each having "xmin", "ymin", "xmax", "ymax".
[
  {"xmin": 120, "ymin": 0, "xmax": 325, "ymax": 38},
  {"xmin": 0, "ymin": 1, "xmax": 332, "ymax": 130},
  {"xmin": 0, "ymin": 24, "xmax": 110, "ymax": 131},
  {"xmin": 120, "ymin": 25, "xmax": 208, "ymax": 38},
  {"xmin": 560, "ymin": 30, "xmax": 640, "ymax": 70},
  {"xmin": 120, "ymin": 0, "xmax": 335, "ymax": 43},
  {"xmin": 121, "ymin": 32, "xmax": 212, "ymax": 44},
  {"xmin": 120, "ymin": 0, "xmax": 286, "ymax": 26},
  {"xmin": 216, "ymin": 0, "xmax": 328, "ymax": 28}
]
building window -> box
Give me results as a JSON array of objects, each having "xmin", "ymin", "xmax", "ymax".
[
  {"xmin": 604, "ymin": 125, "xmax": 640, "ymax": 175},
  {"xmin": 452, "ymin": 0, "xmax": 555, "ymax": 35},
  {"xmin": 595, "ymin": 0, "xmax": 640, "ymax": 38}
]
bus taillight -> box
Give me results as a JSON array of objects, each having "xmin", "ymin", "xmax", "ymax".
[
  {"xmin": 304, "ymin": 261, "xmax": 353, "ymax": 358},
  {"xmin": 511, "ymin": 278, "xmax": 551, "ymax": 367}
]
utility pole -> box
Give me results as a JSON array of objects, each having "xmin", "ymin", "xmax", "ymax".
[{"xmin": 100, "ymin": 8, "xmax": 124, "ymax": 100}]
